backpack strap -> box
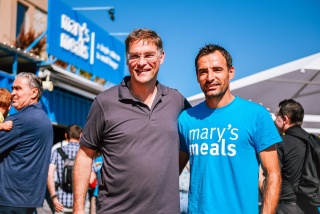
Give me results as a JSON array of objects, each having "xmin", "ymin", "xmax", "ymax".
[
  {"xmin": 57, "ymin": 147, "xmax": 69, "ymax": 160},
  {"xmin": 56, "ymin": 147, "xmax": 69, "ymax": 186}
]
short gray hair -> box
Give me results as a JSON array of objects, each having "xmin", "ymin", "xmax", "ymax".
[{"xmin": 16, "ymin": 72, "xmax": 43, "ymax": 100}]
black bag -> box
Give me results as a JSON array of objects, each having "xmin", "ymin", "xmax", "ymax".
[
  {"xmin": 57, "ymin": 148, "xmax": 74, "ymax": 193},
  {"xmin": 289, "ymin": 132, "xmax": 320, "ymax": 206}
]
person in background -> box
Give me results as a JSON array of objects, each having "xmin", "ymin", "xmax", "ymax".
[
  {"xmin": 178, "ymin": 44, "xmax": 282, "ymax": 214},
  {"xmin": 37, "ymin": 129, "xmax": 71, "ymax": 214},
  {"xmin": 47, "ymin": 124, "xmax": 95, "ymax": 214},
  {"xmin": 273, "ymin": 99, "xmax": 319, "ymax": 214},
  {"xmin": 0, "ymin": 88, "xmax": 13, "ymax": 131},
  {"xmin": 90, "ymin": 150, "xmax": 102, "ymax": 214},
  {"xmin": 0, "ymin": 72, "xmax": 53, "ymax": 214},
  {"xmin": 51, "ymin": 137, "xmax": 69, "ymax": 152},
  {"xmin": 73, "ymin": 28, "xmax": 191, "ymax": 214}
]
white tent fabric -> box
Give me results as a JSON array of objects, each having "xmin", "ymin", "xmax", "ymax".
[{"xmin": 187, "ymin": 52, "xmax": 320, "ymax": 134}]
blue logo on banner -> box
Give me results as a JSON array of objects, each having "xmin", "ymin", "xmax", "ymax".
[{"xmin": 47, "ymin": 0, "xmax": 125, "ymax": 84}]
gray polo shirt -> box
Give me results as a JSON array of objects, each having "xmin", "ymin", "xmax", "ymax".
[{"xmin": 81, "ymin": 76, "xmax": 191, "ymax": 214}]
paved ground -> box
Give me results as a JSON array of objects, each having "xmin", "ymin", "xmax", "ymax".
[{"xmin": 36, "ymin": 199, "xmax": 54, "ymax": 214}]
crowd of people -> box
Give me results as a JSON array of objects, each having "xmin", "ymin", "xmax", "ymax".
[{"xmin": 0, "ymin": 28, "xmax": 319, "ymax": 214}]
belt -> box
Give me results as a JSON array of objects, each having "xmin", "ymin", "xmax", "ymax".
[
  {"xmin": 180, "ymin": 190, "xmax": 188, "ymax": 194},
  {"xmin": 279, "ymin": 200, "xmax": 296, "ymax": 205}
]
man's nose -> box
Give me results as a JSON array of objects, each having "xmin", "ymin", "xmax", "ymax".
[
  {"xmin": 206, "ymin": 70, "xmax": 215, "ymax": 81},
  {"xmin": 137, "ymin": 56, "xmax": 148, "ymax": 65}
]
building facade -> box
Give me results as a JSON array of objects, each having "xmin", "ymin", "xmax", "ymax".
[{"xmin": 0, "ymin": 0, "xmax": 125, "ymax": 143}]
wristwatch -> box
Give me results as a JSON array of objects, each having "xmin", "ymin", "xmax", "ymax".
[{"xmin": 50, "ymin": 194, "xmax": 57, "ymax": 199}]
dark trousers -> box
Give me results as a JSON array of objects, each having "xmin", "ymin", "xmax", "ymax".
[
  {"xmin": 276, "ymin": 202, "xmax": 319, "ymax": 214},
  {"xmin": 0, "ymin": 206, "xmax": 36, "ymax": 214}
]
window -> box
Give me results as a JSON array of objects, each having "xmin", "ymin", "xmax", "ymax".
[{"xmin": 16, "ymin": 2, "xmax": 28, "ymax": 37}]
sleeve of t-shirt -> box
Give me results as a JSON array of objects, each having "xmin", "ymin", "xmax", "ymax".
[
  {"xmin": 178, "ymin": 112, "xmax": 189, "ymax": 153},
  {"xmin": 254, "ymin": 107, "xmax": 282, "ymax": 153},
  {"xmin": 172, "ymin": 88, "xmax": 191, "ymax": 111},
  {"xmin": 179, "ymin": 133, "xmax": 188, "ymax": 153},
  {"xmin": 50, "ymin": 149, "xmax": 58, "ymax": 165},
  {"xmin": 80, "ymin": 98, "xmax": 105, "ymax": 150}
]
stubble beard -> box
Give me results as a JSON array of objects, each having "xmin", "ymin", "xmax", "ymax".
[{"xmin": 204, "ymin": 86, "xmax": 228, "ymax": 99}]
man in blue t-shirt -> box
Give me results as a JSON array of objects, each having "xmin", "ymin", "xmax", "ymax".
[{"xmin": 179, "ymin": 44, "xmax": 282, "ymax": 214}]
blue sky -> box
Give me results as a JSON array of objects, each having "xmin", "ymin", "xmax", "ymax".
[{"xmin": 61, "ymin": 0, "xmax": 320, "ymax": 98}]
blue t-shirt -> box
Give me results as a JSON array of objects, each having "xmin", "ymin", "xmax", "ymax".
[{"xmin": 178, "ymin": 97, "xmax": 282, "ymax": 214}]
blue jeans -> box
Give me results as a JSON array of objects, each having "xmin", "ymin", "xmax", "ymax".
[{"xmin": 180, "ymin": 191, "xmax": 188, "ymax": 214}]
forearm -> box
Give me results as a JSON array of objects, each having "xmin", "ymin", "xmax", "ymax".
[
  {"xmin": 47, "ymin": 175, "xmax": 56, "ymax": 197},
  {"xmin": 259, "ymin": 145, "xmax": 281, "ymax": 214},
  {"xmin": 47, "ymin": 164, "xmax": 57, "ymax": 198},
  {"xmin": 73, "ymin": 147, "xmax": 94, "ymax": 213},
  {"xmin": 47, "ymin": 164, "xmax": 64, "ymax": 211},
  {"xmin": 262, "ymin": 171, "xmax": 281, "ymax": 214}
]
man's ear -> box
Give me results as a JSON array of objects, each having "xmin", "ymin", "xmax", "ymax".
[
  {"xmin": 31, "ymin": 88, "xmax": 39, "ymax": 100},
  {"xmin": 229, "ymin": 66, "xmax": 235, "ymax": 80},
  {"xmin": 282, "ymin": 115, "xmax": 290, "ymax": 124},
  {"xmin": 159, "ymin": 50, "xmax": 165, "ymax": 65}
]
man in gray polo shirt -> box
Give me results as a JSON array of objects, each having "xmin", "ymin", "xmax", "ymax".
[{"xmin": 73, "ymin": 28, "xmax": 191, "ymax": 214}]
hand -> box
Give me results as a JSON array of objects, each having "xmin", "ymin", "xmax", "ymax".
[
  {"xmin": 2, "ymin": 121, "xmax": 13, "ymax": 131},
  {"xmin": 52, "ymin": 197, "xmax": 64, "ymax": 212}
]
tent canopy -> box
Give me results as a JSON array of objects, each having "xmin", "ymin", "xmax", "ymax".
[{"xmin": 188, "ymin": 52, "xmax": 320, "ymax": 134}]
